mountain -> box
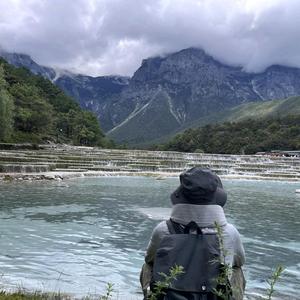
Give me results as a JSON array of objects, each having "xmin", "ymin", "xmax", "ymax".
[
  {"xmin": 184, "ymin": 96, "xmax": 300, "ymax": 130},
  {"xmin": 0, "ymin": 57, "xmax": 108, "ymax": 146},
  {"xmin": 2, "ymin": 48, "xmax": 300, "ymax": 147},
  {"xmin": 0, "ymin": 50, "xmax": 129, "ymax": 131},
  {"xmin": 55, "ymin": 73, "xmax": 129, "ymax": 131},
  {"xmin": 0, "ymin": 52, "xmax": 56, "ymax": 80},
  {"xmin": 107, "ymin": 48, "xmax": 300, "ymax": 146},
  {"xmin": 160, "ymin": 96, "xmax": 300, "ymax": 154}
]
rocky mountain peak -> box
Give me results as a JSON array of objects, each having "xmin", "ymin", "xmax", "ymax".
[
  {"xmin": 2, "ymin": 47, "xmax": 300, "ymax": 147},
  {"xmin": 132, "ymin": 47, "xmax": 241, "ymax": 86}
]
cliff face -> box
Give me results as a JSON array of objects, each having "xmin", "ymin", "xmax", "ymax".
[
  {"xmin": 106, "ymin": 48, "xmax": 300, "ymax": 145},
  {"xmin": 55, "ymin": 74, "xmax": 129, "ymax": 131},
  {"xmin": 2, "ymin": 48, "xmax": 300, "ymax": 146}
]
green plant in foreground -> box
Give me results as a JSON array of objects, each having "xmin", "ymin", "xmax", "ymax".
[
  {"xmin": 148, "ymin": 265, "xmax": 184, "ymax": 300},
  {"xmin": 100, "ymin": 283, "xmax": 114, "ymax": 300},
  {"xmin": 263, "ymin": 265, "xmax": 285, "ymax": 300},
  {"xmin": 213, "ymin": 222, "xmax": 233, "ymax": 300},
  {"xmin": 214, "ymin": 222, "xmax": 285, "ymax": 300},
  {"xmin": 0, "ymin": 290, "xmax": 68, "ymax": 300}
]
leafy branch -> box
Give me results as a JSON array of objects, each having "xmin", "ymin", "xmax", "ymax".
[
  {"xmin": 263, "ymin": 265, "xmax": 284, "ymax": 300},
  {"xmin": 100, "ymin": 283, "xmax": 114, "ymax": 300},
  {"xmin": 148, "ymin": 265, "xmax": 184, "ymax": 300},
  {"xmin": 213, "ymin": 222, "xmax": 232, "ymax": 300}
]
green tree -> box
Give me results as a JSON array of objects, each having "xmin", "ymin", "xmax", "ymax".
[
  {"xmin": 0, "ymin": 58, "xmax": 109, "ymax": 146},
  {"xmin": 0, "ymin": 65, "xmax": 14, "ymax": 142},
  {"xmin": 10, "ymin": 83, "xmax": 54, "ymax": 134},
  {"xmin": 163, "ymin": 116, "xmax": 300, "ymax": 154}
]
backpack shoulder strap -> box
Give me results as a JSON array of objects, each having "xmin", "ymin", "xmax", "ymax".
[
  {"xmin": 166, "ymin": 219, "xmax": 203, "ymax": 235},
  {"xmin": 166, "ymin": 219, "xmax": 185, "ymax": 234}
]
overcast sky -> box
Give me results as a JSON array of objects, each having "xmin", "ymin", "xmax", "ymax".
[{"xmin": 1, "ymin": 0, "xmax": 300, "ymax": 76}]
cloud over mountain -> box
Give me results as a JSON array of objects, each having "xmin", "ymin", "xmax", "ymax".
[{"xmin": 1, "ymin": 0, "xmax": 300, "ymax": 76}]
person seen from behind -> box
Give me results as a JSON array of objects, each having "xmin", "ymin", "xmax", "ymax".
[{"xmin": 140, "ymin": 167, "xmax": 246, "ymax": 300}]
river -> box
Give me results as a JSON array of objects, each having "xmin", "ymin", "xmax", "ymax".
[{"xmin": 0, "ymin": 177, "xmax": 299, "ymax": 299}]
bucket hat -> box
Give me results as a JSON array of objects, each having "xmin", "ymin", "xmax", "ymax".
[{"xmin": 171, "ymin": 167, "xmax": 227, "ymax": 206}]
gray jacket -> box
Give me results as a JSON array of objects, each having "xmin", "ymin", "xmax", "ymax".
[{"xmin": 140, "ymin": 204, "xmax": 246, "ymax": 299}]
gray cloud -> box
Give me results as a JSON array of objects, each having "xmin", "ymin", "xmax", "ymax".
[{"xmin": 0, "ymin": 0, "xmax": 300, "ymax": 76}]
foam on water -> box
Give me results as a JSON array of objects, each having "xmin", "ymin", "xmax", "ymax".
[{"xmin": 134, "ymin": 207, "xmax": 171, "ymax": 220}]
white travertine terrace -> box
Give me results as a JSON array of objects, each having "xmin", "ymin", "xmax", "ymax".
[{"xmin": 0, "ymin": 145, "xmax": 300, "ymax": 181}]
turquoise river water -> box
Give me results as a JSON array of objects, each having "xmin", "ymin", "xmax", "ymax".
[{"xmin": 0, "ymin": 177, "xmax": 299, "ymax": 299}]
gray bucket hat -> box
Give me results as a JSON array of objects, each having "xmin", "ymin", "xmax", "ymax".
[{"xmin": 171, "ymin": 167, "xmax": 227, "ymax": 206}]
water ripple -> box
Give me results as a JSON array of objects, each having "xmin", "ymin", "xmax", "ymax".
[{"xmin": 0, "ymin": 177, "xmax": 299, "ymax": 299}]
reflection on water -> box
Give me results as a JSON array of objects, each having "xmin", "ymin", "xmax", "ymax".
[{"xmin": 0, "ymin": 177, "xmax": 299, "ymax": 299}]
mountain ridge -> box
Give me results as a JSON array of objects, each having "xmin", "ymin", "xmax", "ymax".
[
  {"xmin": 0, "ymin": 50, "xmax": 129, "ymax": 131},
  {"xmin": 107, "ymin": 48, "xmax": 300, "ymax": 145},
  {"xmin": 184, "ymin": 95, "xmax": 300, "ymax": 129},
  {"xmin": 2, "ymin": 47, "xmax": 300, "ymax": 146}
]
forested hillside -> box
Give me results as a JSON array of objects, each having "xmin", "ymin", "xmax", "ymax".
[
  {"xmin": 0, "ymin": 58, "xmax": 111, "ymax": 147},
  {"xmin": 4, "ymin": 49, "xmax": 300, "ymax": 147},
  {"xmin": 160, "ymin": 115, "xmax": 300, "ymax": 154},
  {"xmin": 183, "ymin": 96, "xmax": 300, "ymax": 129}
]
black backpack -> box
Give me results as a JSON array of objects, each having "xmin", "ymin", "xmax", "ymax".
[{"xmin": 151, "ymin": 219, "xmax": 232, "ymax": 300}]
